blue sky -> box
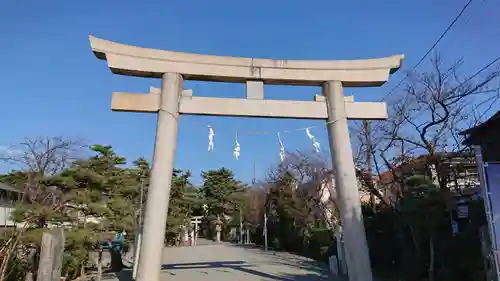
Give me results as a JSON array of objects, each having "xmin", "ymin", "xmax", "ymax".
[{"xmin": 0, "ymin": 0, "xmax": 499, "ymax": 185}]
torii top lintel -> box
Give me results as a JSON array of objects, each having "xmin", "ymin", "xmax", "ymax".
[{"xmin": 89, "ymin": 36, "xmax": 404, "ymax": 87}]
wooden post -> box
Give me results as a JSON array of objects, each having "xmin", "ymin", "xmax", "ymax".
[
  {"xmin": 37, "ymin": 232, "xmax": 54, "ymax": 281},
  {"xmin": 132, "ymin": 232, "xmax": 142, "ymax": 280},
  {"xmin": 51, "ymin": 229, "xmax": 64, "ymax": 281},
  {"xmin": 37, "ymin": 229, "xmax": 65, "ymax": 281},
  {"xmin": 96, "ymin": 247, "xmax": 103, "ymax": 281}
]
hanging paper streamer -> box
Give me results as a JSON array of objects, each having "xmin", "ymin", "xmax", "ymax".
[
  {"xmin": 233, "ymin": 133, "xmax": 240, "ymax": 160},
  {"xmin": 277, "ymin": 133, "xmax": 285, "ymax": 162},
  {"xmin": 208, "ymin": 126, "xmax": 215, "ymax": 152},
  {"xmin": 306, "ymin": 128, "xmax": 321, "ymax": 153}
]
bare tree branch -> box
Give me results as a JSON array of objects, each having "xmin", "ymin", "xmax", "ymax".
[
  {"xmin": 0, "ymin": 136, "xmax": 85, "ymax": 178},
  {"xmin": 371, "ymin": 53, "xmax": 500, "ymax": 192}
]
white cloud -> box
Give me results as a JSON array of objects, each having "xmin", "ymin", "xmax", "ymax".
[{"xmin": 0, "ymin": 145, "xmax": 23, "ymax": 156}]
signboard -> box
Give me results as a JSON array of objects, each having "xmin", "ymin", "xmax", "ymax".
[
  {"xmin": 457, "ymin": 204, "xmax": 469, "ymax": 219},
  {"xmin": 485, "ymin": 163, "xmax": 500, "ymax": 279}
]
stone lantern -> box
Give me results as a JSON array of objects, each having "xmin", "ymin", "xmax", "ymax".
[{"xmin": 215, "ymin": 217, "xmax": 222, "ymax": 242}]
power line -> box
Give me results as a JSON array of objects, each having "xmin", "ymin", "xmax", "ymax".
[
  {"xmin": 385, "ymin": 0, "xmax": 475, "ymax": 98},
  {"xmin": 411, "ymin": 0, "xmax": 474, "ymax": 71},
  {"xmin": 451, "ymin": 55, "xmax": 500, "ymax": 92}
]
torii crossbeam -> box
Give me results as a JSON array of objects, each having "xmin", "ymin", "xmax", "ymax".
[
  {"xmin": 111, "ymin": 87, "xmax": 388, "ymax": 119},
  {"xmin": 89, "ymin": 35, "xmax": 403, "ymax": 281}
]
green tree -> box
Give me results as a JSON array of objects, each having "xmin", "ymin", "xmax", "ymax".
[
  {"xmin": 164, "ymin": 169, "xmax": 198, "ymax": 245},
  {"xmin": 52, "ymin": 144, "xmax": 139, "ymax": 276},
  {"xmin": 198, "ymin": 168, "xmax": 247, "ymax": 240},
  {"xmin": 126, "ymin": 157, "xmax": 150, "ymax": 246},
  {"xmin": 1, "ymin": 140, "xmax": 206, "ymax": 279},
  {"xmin": 0, "ymin": 137, "xmax": 84, "ymax": 280},
  {"xmin": 0, "ymin": 171, "xmax": 29, "ymax": 190},
  {"xmin": 266, "ymin": 171, "xmax": 314, "ymax": 252},
  {"xmin": 399, "ymin": 176, "xmax": 448, "ymax": 281},
  {"xmin": 199, "ymin": 168, "xmax": 245, "ymax": 217}
]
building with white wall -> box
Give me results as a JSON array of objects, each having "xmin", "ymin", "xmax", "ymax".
[{"xmin": 0, "ymin": 182, "xmax": 22, "ymax": 227}]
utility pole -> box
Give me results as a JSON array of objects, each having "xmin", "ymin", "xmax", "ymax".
[
  {"xmin": 363, "ymin": 120, "xmax": 376, "ymax": 209},
  {"xmin": 239, "ymin": 209, "xmax": 243, "ymax": 244},
  {"xmin": 138, "ymin": 179, "xmax": 145, "ymax": 229},
  {"xmin": 251, "ymin": 161, "xmax": 266, "ymax": 248},
  {"xmin": 135, "ymin": 178, "xmax": 145, "ymax": 252},
  {"xmin": 133, "ymin": 179, "xmax": 145, "ymax": 280},
  {"xmin": 252, "ymin": 162, "xmax": 256, "ymax": 185},
  {"xmin": 263, "ymin": 209, "xmax": 268, "ymax": 251},
  {"xmin": 263, "ymin": 174, "xmax": 269, "ymax": 252}
]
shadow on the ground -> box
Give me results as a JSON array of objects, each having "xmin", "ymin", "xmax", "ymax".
[
  {"xmin": 277, "ymin": 272, "xmax": 336, "ymax": 281},
  {"xmin": 101, "ymin": 260, "xmax": 332, "ymax": 281},
  {"xmin": 229, "ymin": 243, "xmax": 331, "ymax": 276},
  {"xmin": 260, "ymin": 251, "xmax": 330, "ymax": 274},
  {"xmin": 99, "ymin": 269, "xmax": 132, "ymax": 281},
  {"xmin": 161, "ymin": 260, "xmax": 332, "ymax": 280},
  {"xmin": 101, "ymin": 270, "xmax": 133, "ymax": 281},
  {"xmin": 99, "ymin": 260, "xmax": 134, "ymax": 280}
]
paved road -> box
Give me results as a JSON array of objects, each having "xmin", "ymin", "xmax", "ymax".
[{"xmin": 104, "ymin": 239, "xmax": 336, "ymax": 281}]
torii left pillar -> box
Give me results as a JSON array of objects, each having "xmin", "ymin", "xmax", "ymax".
[{"xmin": 135, "ymin": 73, "xmax": 183, "ymax": 281}]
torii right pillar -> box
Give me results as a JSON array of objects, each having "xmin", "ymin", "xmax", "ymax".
[{"xmin": 324, "ymin": 81, "xmax": 371, "ymax": 281}]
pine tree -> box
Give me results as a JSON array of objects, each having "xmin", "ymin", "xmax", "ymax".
[
  {"xmin": 164, "ymin": 169, "xmax": 195, "ymax": 245},
  {"xmin": 199, "ymin": 168, "xmax": 245, "ymax": 218},
  {"xmin": 198, "ymin": 168, "xmax": 247, "ymax": 240},
  {"xmin": 53, "ymin": 145, "xmax": 141, "ymax": 276},
  {"xmin": 265, "ymin": 171, "xmax": 315, "ymax": 252}
]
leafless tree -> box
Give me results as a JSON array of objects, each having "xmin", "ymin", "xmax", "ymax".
[
  {"xmin": 390, "ymin": 55, "xmax": 499, "ymax": 155},
  {"xmin": 364, "ymin": 54, "xmax": 500, "ymax": 192},
  {"xmin": 0, "ymin": 137, "xmax": 85, "ymax": 280},
  {"xmin": 0, "ymin": 136, "xmax": 85, "ymax": 219},
  {"xmin": 0, "ymin": 136, "xmax": 85, "ymax": 178},
  {"xmin": 243, "ymin": 184, "xmax": 269, "ymax": 229},
  {"xmin": 265, "ymin": 151, "xmax": 342, "ymax": 230},
  {"xmin": 266, "ymin": 151, "xmax": 329, "ymax": 184}
]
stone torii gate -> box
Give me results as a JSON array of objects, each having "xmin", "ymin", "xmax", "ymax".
[{"xmin": 89, "ymin": 36, "xmax": 403, "ymax": 281}]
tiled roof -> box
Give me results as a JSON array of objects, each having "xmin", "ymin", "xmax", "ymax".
[
  {"xmin": 0, "ymin": 182, "xmax": 23, "ymax": 193},
  {"xmin": 462, "ymin": 111, "xmax": 500, "ymax": 134}
]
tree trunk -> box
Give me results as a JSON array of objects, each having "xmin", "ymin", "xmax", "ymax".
[
  {"xmin": 96, "ymin": 249, "xmax": 103, "ymax": 281},
  {"xmin": 428, "ymin": 236, "xmax": 435, "ymax": 281},
  {"xmin": 79, "ymin": 262, "xmax": 85, "ymax": 279},
  {"xmin": 364, "ymin": 120, "xmax": 377, "ymax": 211},
  {"xmin": 0, "ymin": 249, "xmax": 11, "ymax": 281},
  {"xmin": 109, "ymin": 248, "xmax": 123, "ymax": 272},
  {"xmin": 31, "ymin": 245, "xmax": 40, "ymax": 281}
]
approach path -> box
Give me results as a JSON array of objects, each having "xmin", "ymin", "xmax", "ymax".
[{"xmin": 106, "ymin": 239, "xmax": 337, "ymax": 281}]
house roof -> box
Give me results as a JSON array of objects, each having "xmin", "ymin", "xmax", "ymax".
[
  {"xmin": 461, "ymin": 111, "xmax": 500, "ymax": 145},
  {"xmin": 0, "ymin": 182, "xmax": 23, "ymax": 193},
  {"xmin": 375, "ymin": 151, "xmax": 475, "ymax": 185},
  {"xmin": 377, "ymin": 170, "xmax": 395, "ymax": 184}
]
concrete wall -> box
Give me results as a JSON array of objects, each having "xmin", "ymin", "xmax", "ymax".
[{"xmin": 0, "ymin": 205, "xmax": 16, "ymax": 227}]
